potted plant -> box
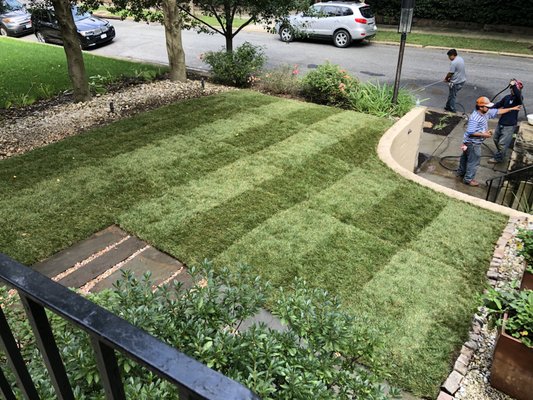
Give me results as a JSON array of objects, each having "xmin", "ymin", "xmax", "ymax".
[
  {"xmin": 516, "ymin": 229, "xmax": 533, "ymax": 290},
  {"xmin": 483, "ymin": 287, "xmax": 533, "ymax": 400}
]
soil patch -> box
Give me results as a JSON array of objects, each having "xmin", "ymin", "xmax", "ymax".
[{"xmin": 424, "ymin": 110, "xmax": 464, "ymax": 136}]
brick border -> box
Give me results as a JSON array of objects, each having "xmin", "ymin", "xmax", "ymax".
[{"xmin": 437, "ymin": 215, "xmax": 529, "ymax": 398}]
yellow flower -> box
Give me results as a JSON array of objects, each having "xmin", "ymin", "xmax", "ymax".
[{"xmin": 520, "ymin": 331, "xmax": 529, "ymax": 336}]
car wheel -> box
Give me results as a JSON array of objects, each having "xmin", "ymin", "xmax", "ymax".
[
  {"xmin": 333, "ymin": 29, "xmax": 351, "ymax": 48},
  {"xmin": 35, "ymin": 31, "xmax": 46, "ymax": 43},
  {"xmin": 279, "ymin": 25, "xmax": 294, "ymax": 43},
  {"xmin": 0, "ymin": 26, "xmax": 9, "ymax": 37}
]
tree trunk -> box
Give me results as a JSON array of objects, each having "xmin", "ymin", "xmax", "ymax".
[
  {"xmin": 51, "ymin": 0, "xmax": 91, "ymax": 102},
  {"xmin": 161, "ymin": 0, "xmax": 187, "ymax": 82},
  {"xmin": 224, "ymin": 3, "xmax": 233, "ymax": 53}
]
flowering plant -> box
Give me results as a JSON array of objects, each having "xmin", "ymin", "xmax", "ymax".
[{"xmin": 482, "ymin": 286, "xmax": 533, "ymax": 348}]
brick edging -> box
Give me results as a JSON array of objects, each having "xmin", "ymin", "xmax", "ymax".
[{"xmin": 437, "ymin": 215, "xmax": 529, "ymax": 399}]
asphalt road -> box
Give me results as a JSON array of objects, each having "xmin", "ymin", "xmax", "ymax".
[{"xmin": 22, "ymin": 19, "xmax": 533, "ymax": 118}]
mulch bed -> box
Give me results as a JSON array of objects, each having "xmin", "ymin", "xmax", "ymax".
[{"xmin": 424, "ymin": 110, "xmax": 464, "ymax": 136}]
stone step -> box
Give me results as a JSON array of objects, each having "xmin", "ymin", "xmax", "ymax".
[
  {"xmin": 32, "ymin": 226, "xmax": 192, "ymax": 293},
  {"xmin": 32, "ymin": 225, "xmax": 127, "ymax": 278}
]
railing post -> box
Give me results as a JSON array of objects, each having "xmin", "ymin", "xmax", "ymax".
[
  {"xmin": 19, "ymin": 296, "xmax": 75, "ymax": 400},
  {"xmin": 0, "ymin": 366, "xmax": 19, "ymax": 400},
  {"xmin": 0, "ymin": 306, "xmax": 40, "ymax": 400},
  {"xmin": 90, "ymin": 338, "xmax": 126, "ymax": 400}
]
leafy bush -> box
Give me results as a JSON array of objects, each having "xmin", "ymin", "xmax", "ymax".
[
  {"xmin": 256, "ymin": 64, "xmax": 302, "ymax": 96},
  {"xmin": 302, "ymin": 62, "xmax": 358, "ymax": 108},
  {"xmin": 202, "ymin": 42, "xmax": 266, "ymax": 87},
  {"xmin": 1, "ymin": 263, "xmax": 397, "ymax": 399},
  {"xmin": 516, "ymin": 228, "xmax": 533, "ymax": 264},
  {"xmin": 301, "ymin": 63, "xmax": 413, "ymax": 117},
  {"xmin": 349, "ymin": 81, "xmax": 414, "ymax": 118},
  {"xmin": 482, "ymin": 286, "xmax": 533, "ymax": 348}
]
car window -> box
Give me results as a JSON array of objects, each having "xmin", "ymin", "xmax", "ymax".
[
  {"xmin": 322, "ymin": 6, "xmax": 341, "ymax": 17},
  {"xmin": 303, "ymin": 4, "xmax": 321, "ymax": 17},
  {"xmin": 340, "ymin": 7, "xmax": 354, "ymax": 16},
  {"xmin": 359, "ymin": 6, "xmax": 374, "ymax": 18},
  {"xmin": 1, "ymin": 0, "xmax": 23, "ymax": 12}
]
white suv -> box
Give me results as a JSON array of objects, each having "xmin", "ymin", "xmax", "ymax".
[{"xmin": 278, "ymin": 1, "xmax": 377, "ymax": 48}]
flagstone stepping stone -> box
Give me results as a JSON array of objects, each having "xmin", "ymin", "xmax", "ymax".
[{"xmin": 32, "ymin": 226, "xmax": 192, "ymax": 293}]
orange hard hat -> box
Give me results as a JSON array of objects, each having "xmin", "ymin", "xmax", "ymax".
[{"xmin": 476, "ymin": 96, "xmax": 494, "ymax": 107}]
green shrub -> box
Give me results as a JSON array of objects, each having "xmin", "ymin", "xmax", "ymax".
[
  {"xmin": 516, "ymin": 228, "xmax": 533, "ymax": 264},
  {"xmin": 349, "ymin": 81, "xmax": 414, "ymax": 118},
  {"xmin": 302, "ymin": 62, "xmax": 358, "ymax": 108},
  {"xmin": 202, "ymin": 42, "xmax": 266, "ymax": 88},
  {"xmin": 0, "ymin": 263, "xmax": 397, "ymax": 399},
  {"xmin": 482, "ymin": 285, "xmax": 533, "ymax": 348},
  {"xmin": 257, "ymin": 64, "xmax": 302, "ymax": 96}
]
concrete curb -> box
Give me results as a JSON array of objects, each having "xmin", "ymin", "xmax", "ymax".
[{"xmin": 377, "ymin": 107, "xmax": 530, "ymax": 218}]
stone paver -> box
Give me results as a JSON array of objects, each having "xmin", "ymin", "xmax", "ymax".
[
  {"xmin": 33, "ymin": 226, "xmax": 192, "ymax": 293},
  {"xmin": 32, "ymin": 225, "xmax": 127, "ymax": 277},
  {"xmin": 91, "ymin": 246, "xmax": 191, "ymax": 292}
]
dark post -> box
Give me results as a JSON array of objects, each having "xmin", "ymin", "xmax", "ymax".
[{"xmin": 392, "ymin": 0, "xmax": 415, "ymax": 104}]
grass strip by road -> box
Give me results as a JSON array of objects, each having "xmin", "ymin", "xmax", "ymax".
[
  {"xmin": 0, "ymin": 90, "xmax": 507, "ymax": 397},
  {"xmin": 0, "ymin": 38, "xmax": 167, "ymax": 108},
  {"xmin": 375, "ymin": 30, "xmax": 533, "ymax": 55}
]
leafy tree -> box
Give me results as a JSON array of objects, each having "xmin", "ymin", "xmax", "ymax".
[{"xmin": 179, "ymin": 0, "xmax": 312, "ymax": 52}]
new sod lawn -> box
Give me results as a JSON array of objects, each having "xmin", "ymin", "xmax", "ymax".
[
  {"xmin": 0, "ymin": 38, "xmax": 167, "ymax": 108},
  {"xmin": 0, "ymin": 91, "xmax": 507, "ymax": 397}
]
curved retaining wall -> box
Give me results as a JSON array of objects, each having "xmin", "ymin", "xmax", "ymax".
[{"xmin": 377, "ymin": 107, "xmax": 529, "ymax": 218}]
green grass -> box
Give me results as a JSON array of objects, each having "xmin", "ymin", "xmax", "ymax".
[
  {"xmin": 375, "ymin": 30, "xmax": 533, "ymax": 55},
  {"xmin": 0, "ymin": 90, "xmax": 507, "ymax": 397},
  {"xmin": 0, "ymin": 39, "xmax": 167, "ymax": 108}
]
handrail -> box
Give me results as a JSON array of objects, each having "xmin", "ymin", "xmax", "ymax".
[
  {"xmin": 0, "ymin": 253, "xmax": 259, "ymax": 400},
  {"xmin": 485, "ymin": 165, "xmax": 533, "ymax": 210}
]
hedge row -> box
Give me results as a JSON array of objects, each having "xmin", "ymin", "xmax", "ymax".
[{"xmin": 367, "ymin": 0, "xmax": 533, "ymax": 28}]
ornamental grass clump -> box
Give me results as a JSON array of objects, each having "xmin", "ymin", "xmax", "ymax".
[
  {"xmin": 482, "ymin": 285, "xmax": 533, "ymax": 348},
  {"xmin": 349, "ymin": 81, "xmax": 414, "ymax": 118},
  {"xmin": 257, "ymin": 64, "xmax": 302, "ymax": 96},
  {"xmin": 0, "ymin": 263, "xmax": 398, "ymax": 399}
]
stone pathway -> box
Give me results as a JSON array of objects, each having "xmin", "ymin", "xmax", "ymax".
[{"xmin": 32, "ymin": 225, "xmax": 192, "ymax": 294}]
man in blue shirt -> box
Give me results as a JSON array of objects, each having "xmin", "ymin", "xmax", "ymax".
[
  {"xmin": 457, "ymin": 96, "xmax": 521, "ymax": 186},
  {"xmin": 488, "ymin": 79, "xmax": 523, "ymax": 164},
  {"xmin": 444, "ymin": 49, "xmax": 466, "ymax": 113}
]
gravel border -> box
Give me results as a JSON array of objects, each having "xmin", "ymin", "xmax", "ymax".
[
  {"xmin": 0, "ymin": 79, "xmax": 233, "ymax": 159},
  {"xmin": 438, "ymin": 216, "xmax": 531, "ymax": 400}
]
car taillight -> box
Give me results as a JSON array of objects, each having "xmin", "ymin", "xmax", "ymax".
[{"xmin": 355, "ymin": 18, "xmax": 367, "ymax": 24}]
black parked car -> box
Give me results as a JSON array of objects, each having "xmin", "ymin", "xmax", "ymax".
[
  {"xmin": 0, "ymin": 0, "xmax": 33, "ymax": 37},
  {"xmin": 32, "ymin": 6, "xmax": 115, "ymax": 49}
]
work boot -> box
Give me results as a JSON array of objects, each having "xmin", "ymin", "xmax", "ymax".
[{"xmin": 464, "ymin": 180, "xmax": 480, "ymax": 187}]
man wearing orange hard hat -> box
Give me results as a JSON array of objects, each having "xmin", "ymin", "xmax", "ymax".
[{"xmin": 456, "ymin": 96, "xmax": 521, "ymax": 186}]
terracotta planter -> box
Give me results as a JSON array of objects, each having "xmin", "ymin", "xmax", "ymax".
[
  {"xmin": 520, "ymin": 270, "xmax": 533, "ymax": 290},
  {"xmin": 490, "ymin": 315, "xmax": 533, "ymax": 400}
]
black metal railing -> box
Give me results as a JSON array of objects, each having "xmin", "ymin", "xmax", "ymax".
[
  {"xmin": 485, "ymin": 164, "xmax": 533, "ymax": 211},
  {"xmin": 0, "ymin": 253, "xmax": 259, "ymax": 400}
]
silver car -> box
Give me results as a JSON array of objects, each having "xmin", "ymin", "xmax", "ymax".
[
  {"xmin": 278, "ymin": 2, "xmax": 377, "ymax": 48},
  {"xmin": 0, "ymin": 0, "xmax": 32, "ymax": 37}
]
